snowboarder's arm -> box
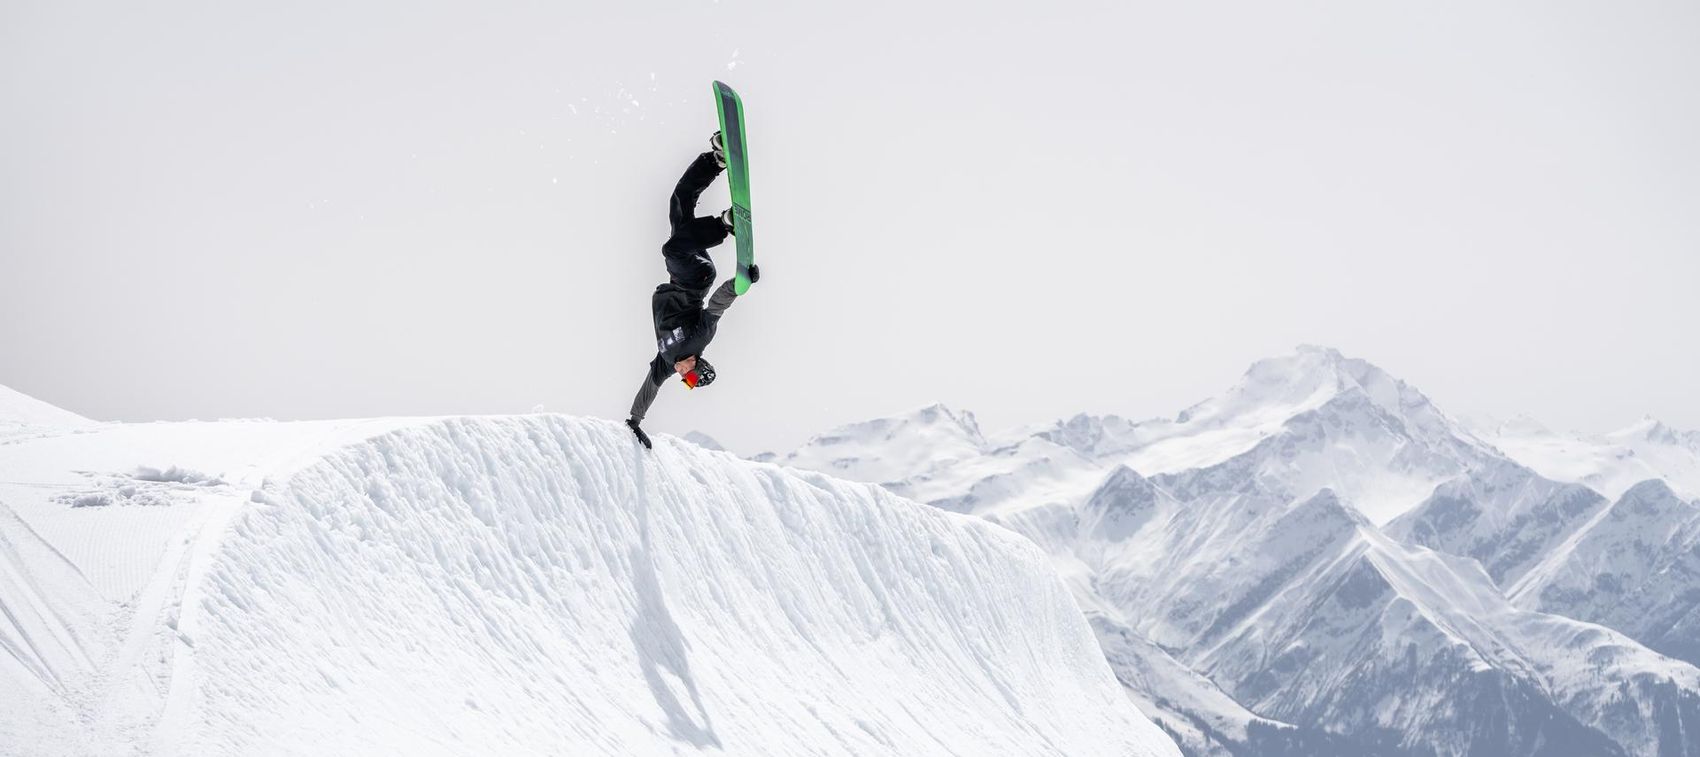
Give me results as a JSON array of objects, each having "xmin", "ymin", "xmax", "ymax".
[
  {"xmin": 702, "ymin": 278, "xmax": 739, "ymax": 320},
  {"xmin": 629, "ymin": 362, "xmax": 668, "ymax": 423},
  {"xmin": 703, "ymin": 264, "xmax": 759, "ymax": 320}
]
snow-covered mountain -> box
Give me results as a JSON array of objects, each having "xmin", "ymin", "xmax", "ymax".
[
  {"xmin": 1506, "ymin": 480, "xmax": 1700, "ymax": 667},
  {"xmin": 771, "ymin": 346, "xmax": 1700, "ymax": 757},
  {"xmin": 774, "ymin": 402, "xmax": 990, "ymax": 490},
  {"xmin": 1391, "ymin": 459, "xmax": 1700, "ymax": 672},
  {"xmin": 1476, "ymin": 415, "xmax": 1700, "ymax": 500},
  {"xmin": 782, "ymin": 346, "xmax": 1500, "ymax": 526},
  {"xmin": 1121, "ymin": 347, "xmax": 1498, "ymax": 517},
  {"xmin": 1388, "ymin": 460, "xmax": 1610, "ymax": 586},
  {"xmin": 1086, "ymin": 471, "xmax": 1699, "ymax": 757},
  {"xmin": 0, "ymin": 398, "xmax": 1178, "ymax": 755},
  {"xmin": 681, "ymin": 429, "xmax": 727, "ymax": 451}
]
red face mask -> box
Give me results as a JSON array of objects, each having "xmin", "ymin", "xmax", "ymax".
[{"xmin": 682, "ymin": 369, "xmax": 702, "ymax": 389}]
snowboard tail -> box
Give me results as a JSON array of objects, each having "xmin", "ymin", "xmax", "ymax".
[{"xmin": 713, "ymin": 81, "xmax": 754, "ymax": 295}]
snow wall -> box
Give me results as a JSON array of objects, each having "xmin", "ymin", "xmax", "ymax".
[{"xmin": 147, "ymin": 415, "xmax": 1175, "ymax": 755}]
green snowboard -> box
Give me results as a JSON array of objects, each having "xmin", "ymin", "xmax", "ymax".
[{"xmin": 713, "ymin": 81, "xmax": 754, "ymax": 295}]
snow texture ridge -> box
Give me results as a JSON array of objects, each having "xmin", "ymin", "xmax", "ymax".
[{"xmin": 0, "ymin": 409, "xmax": 1178, "ymax": 756}]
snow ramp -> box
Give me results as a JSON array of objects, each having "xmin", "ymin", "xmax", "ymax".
[{"xmin": 130, "ymin": 415, "xmax": 1175, "ymax": 755}]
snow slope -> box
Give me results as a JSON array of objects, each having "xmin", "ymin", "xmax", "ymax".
[
  {"xmin": 0, "ymin": 408, "xmax": 1178, "ymax": 756},
  {"xmin": 0, "ymin": 416, "xmax": 421, "ymax": 756},
  {"xmin": 0, "ymin": 385, "xmax": 95, "ymax": 430}
]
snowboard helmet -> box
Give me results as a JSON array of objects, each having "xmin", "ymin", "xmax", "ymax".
[{"xmin": 682, "ymin": 356, "xmax": 716, "ymax": 389}]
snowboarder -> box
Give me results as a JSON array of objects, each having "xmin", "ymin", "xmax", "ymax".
[{"xmin": 625, "ymin": 132, "xmax": 759, "ymax": 449}]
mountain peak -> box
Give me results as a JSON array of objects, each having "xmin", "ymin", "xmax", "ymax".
[
  {"xmin": 904, "ymin": 403, "xmax": 985, "ymax": 443},
  {"xmin": 1587, "ymin": 478, "xmax": 1693, "ymax": 530},
  {"xmin": 682, "ymin": 431, "xmax": 726, "ymax": 452},
  {"xmin": 802, "ymin": 403, "xmax": 983, "ymax": 446},
  {"xmin": 1493, "ymin": 414, "xmax": 1554, "ymax": 437},
  {"xmin": 1295, "ymin": 486, "xmax": 1367, "ymax": 527},
  {"xmin": 780, "ymin": 403, "xmax": 989, "ymax": 487},
  {"xmin": 914, "ymin": 401, "xmax": 975, "ymax": 424},
  {"xmin": 1138, "ymin": 348, "xmax": 1500, "ymax": 524},
  {"xmin": 1177, "ymin": 346, "xmax": 1405, "ymax": 421},
  {"xmin": 1087, "ymin": 465, "xmax": 1156, "ymax": 509},
  {"xmin": 1613, "ymin": 416, "xmax": 1697, "ymax": 447},
  {"xmin": 1176, "ymin": 347, "xmax": 1456, "ymax": 437},
  {"xmin": 1082, "ymin": 466, "xmax": 1160, "ymax": 541},
  {"xmin": 1294, "ymin": 343, "xmax": 1346, "ymax": 359},
  {"xmin": 1037, "ymin": 413, "xmax": 1142, "ymax": 457},
  {"xmin": 1200, "ymin": 346, "xmax": 1355, "ymax": 417},
  {"xmin": 1620, "ymin": 477, "xmax": 1684, "ymax": 505}
]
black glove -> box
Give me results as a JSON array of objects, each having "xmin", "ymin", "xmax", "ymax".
[
  {"xmin": 626, "ymin": 418, "xmax": 652, "ymax": 449},
  {"xmin": 748, "ymin": 264, "xmax": 760, "ymax": 284}
]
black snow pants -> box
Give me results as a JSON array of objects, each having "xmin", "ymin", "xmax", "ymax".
[{"xmin": 660, "ymin": 151, "xmax": 729, "ymax": 293}]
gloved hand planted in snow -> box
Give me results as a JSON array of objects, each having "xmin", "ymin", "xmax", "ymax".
[{"xmin": 626, "ymin": 418, "xmax": 652, "ymax": 449}]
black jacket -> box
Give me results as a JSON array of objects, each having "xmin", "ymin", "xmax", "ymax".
[{"xmin": 645, "ymin": 278, "xmax": 738, "ymax": 385}]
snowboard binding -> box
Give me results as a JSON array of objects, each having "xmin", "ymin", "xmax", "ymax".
[{"xmin": 709, "ymin": 131, "xmax": 727, "ymax": 169}]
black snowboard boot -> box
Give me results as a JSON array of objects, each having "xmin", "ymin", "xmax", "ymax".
[{"xmin": 720, "ymin": 208, "xmax": 735, "ymax": 236}]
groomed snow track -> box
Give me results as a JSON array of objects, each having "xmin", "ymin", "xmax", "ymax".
[{"xmin": 2, "ymin": 413, "xmax": 1176, "ymax": 756}]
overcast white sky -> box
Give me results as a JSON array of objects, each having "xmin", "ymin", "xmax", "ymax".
[{"xmin": 3, "ymin": 0, "xmax": 1696, "ymax": 453}]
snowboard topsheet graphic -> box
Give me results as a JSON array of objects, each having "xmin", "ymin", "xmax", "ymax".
[{"xmin": 713, "ymin": 80, "xmax": 753, "ymax": 295}]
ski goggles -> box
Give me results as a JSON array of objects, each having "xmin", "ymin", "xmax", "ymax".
[{"xmin": 681, "ymin": 361, "xmax": 716, "ymax": 389}]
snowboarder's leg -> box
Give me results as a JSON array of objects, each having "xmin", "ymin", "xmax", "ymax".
[
  {"xmin": 664, "ymin": 217, "xmax": 728, "ymax": 254},
  {"xmin": 665, "ymin": 153, "xmax": 730, "ymax": 253},
  {"xmin": 660, "ymin": 151, "xmax": 729, "ymax": 288},
  {"xmin": 667, "ymin": 151, "xmax": 727, "ymax": 234}
]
